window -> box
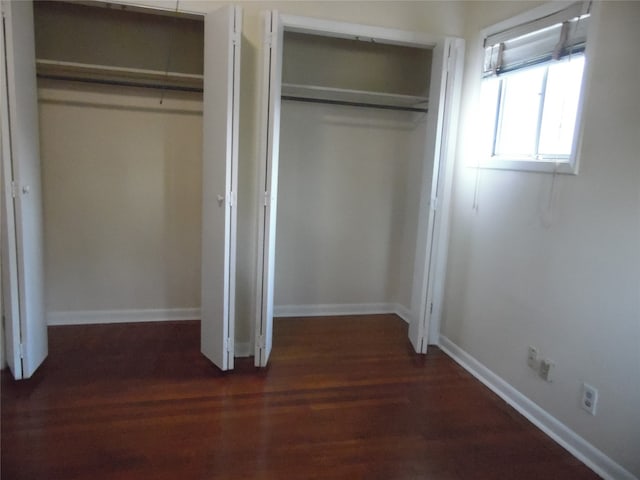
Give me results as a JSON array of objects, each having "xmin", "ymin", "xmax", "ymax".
[{"xmin": 479, "ymin": 1, "xmax": 592, "ymax": 173}]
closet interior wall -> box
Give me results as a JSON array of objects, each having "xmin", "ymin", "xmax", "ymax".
[
  {"xmin": 274, "ymin": 31, "xmax": 434, "ymax": 316},
  {"xmin": 34, "ymin": 2, "xmax": 205, "ymax": 322}
]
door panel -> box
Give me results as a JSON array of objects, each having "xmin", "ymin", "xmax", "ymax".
[
  {"xmin": 408, "ymin": 43, "xmax": 446, "ymax": 354},
  {"xmin": 408, "ymin": 40, "xmax": 462, "ymax": 353},
  {"xmin": 426, "ymin": 40, "xmax": 464, "ymax": 345},
  {"xmin": 1, "ymin": 0, "xmax": 47, "ymax": 379},
  {"xmin": 200, "ymin": 5, "xmax": 241, "ymax": 371},
  {"xmin": 0, "ymin": 60, "xmax": 21, "ymax": 378},
  {"xmin": 254, "ymin": 11, "xmax": 282, "ymax": 367}
]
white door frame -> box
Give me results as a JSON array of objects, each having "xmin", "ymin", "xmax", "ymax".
[{"xmin": 254, "ymin": 12, "xmax": 465, "ymax": 364}]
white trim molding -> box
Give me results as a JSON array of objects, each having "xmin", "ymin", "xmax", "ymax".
[
  {"xmin": 393, "ymin": 304, "xmax": 412, "ymax": 324},
  {"xmin": 46, "ymin": 308, "xmax": 201, "ymax": 326},
  {"xmin": 438, "ymin": 335, "xmax": 637, "ymax": 480},
  {"xmin": 274, "ymin": 303, "xmax": 412, "ymax": 324}
]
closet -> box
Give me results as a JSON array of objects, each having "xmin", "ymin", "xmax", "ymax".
[
  {"xmin": 1, "ymin": 2, "xmax": 462, "ymax": 378},
  {"xmin": 33, "ymin": 4, "xmax": 206, "ymax": 355},
  {"xmin": 1, "ymin": 0, "xmax": 241, "ymax": 378},
  {"xmin": 254, "ymin": 13, "xmax": 464, "ymax": 366},
  {"xmin": 275, "ymin": 35, "xmax": 429, "ymax": 317}
]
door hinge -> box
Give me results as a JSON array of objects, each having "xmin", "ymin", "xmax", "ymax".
[
  {"xmin": 11, "ymin": 181, "xmax": 19, "ymax": 198},
  {"xmin": 18, "ymin": 343, "xmax": 24, "ymax": 359},
  {"xmin": 232, "ymin": 30, "xmax": 240, "ymax": 46},
  {"xmin": 447, "ymin": 45, "xmax": 455, "ymax": 72},
  {"xmin": 431, "ymin": 197, "xmax": 438, "ymax": 211},
  {"xmin": 264, "ymin": 31, "xmax": 273, "ymax": 47},
  {"xmin": 229, "ymin": 191, "xmax": 236, "ymax": 207},
  {"xmin": 224, "ymin": 337, "xmax": 234, "ymax": 355},
  {"xmin": 263, "ymin": 191, "xmax": 270, "ymax": 207},
  {"xmin": 257, "ymin": 335, "xmax": 266, "ymax": 349}
]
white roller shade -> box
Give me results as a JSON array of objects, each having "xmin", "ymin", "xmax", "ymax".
[{"xmin": 483, "ymin": 1, "xmax": 591, "ymax": 77}]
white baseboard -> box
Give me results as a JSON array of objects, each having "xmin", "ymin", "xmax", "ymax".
[
  {"xmin": 393, "ymin": 304, "xmax": 412, "ymax": 324},
  {"xmin": 47, "ymin": 308, "xmax": 201, "ymax": 326},
  {"xmin": 438, "ymin": 335, "xmax": 637, "ymax": 480},
  {"xmin": 274, "ymin": 303, "xmax": 412, "ymax": 323}
]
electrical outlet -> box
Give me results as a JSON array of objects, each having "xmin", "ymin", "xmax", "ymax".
[
  {"xmin": 581, "ymin": 383, "xmax": 598, "ymax": 415},
  {"xmin": 539, "ymin": 359, "xmax": 555, "ymax": 382},
  {"xmin": 527, "ymin": 346, "xmax": 539, "ymax": 369}
]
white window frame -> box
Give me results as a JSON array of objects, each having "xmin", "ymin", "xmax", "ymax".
[{"xmin": 478, "ymin": 1, "xmax": 596, "ymax": 175}]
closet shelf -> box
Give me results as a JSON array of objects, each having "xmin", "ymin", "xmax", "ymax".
[
  {"xmin": 281, "ymin": 83, "xmax": 428, "ymax": 112},
  {"xmin": 36, "ymin": 59, "xmax": 204, "ymax": 92}
]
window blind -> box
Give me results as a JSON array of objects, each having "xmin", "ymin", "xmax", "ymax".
[{"xmin": 483, "ymin": 1, "xmax": 591, "ymax": 77}]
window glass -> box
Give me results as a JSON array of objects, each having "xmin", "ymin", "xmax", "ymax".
[
  {"xmin": 538, "ymin": 56, "xmax": 585, "ymax": 156},
  {"xmin": 494, "ymin": 66, "xmax": 545, "ymax": 157}
]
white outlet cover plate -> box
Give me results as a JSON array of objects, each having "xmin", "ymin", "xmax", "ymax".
[{"xmin": 581, "ymin": 383, "xmax": 598, "ymax": 415}]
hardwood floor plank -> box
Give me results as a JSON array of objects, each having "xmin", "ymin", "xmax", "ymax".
[{"xmin": 1, "ymin": 315, "xmax": 599, "ymax": 479}]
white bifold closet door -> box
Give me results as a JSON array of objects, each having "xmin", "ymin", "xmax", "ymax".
[
  {"xmin": 200, "ymin": 5, "xmax": 241, "ymax": 371},
  {"xmin": 254, "ymin": 11, "xmax": 283, "ymax": 367},
  {"xmin": 407, "ymin": 39, "xmax": 463, "ymax": 353},
  {"xmin": 0, "ymin": 0, "xmax": 47, "ymax": 380},
  {"xmin": 408, "ymin": 41, "xmax": 449, "ymax": 354}
]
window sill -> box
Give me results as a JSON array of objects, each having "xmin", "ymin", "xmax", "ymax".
[{"xmin": 475, "ymin": 156, "xmax": 579, "ymax": 175}]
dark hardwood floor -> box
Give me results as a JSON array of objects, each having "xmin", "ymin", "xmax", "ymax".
[{"xmin": 1, "ymin": 315, "xmax": 599, "ymax": 479}]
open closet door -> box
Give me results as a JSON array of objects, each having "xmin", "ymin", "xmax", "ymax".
[
  {"xmin": 200, "ymin": 5, "xmax": 241, "ymax": 371},
  {"xmin": 0, "ymin": 0, "xmax": 47, "ymax": 379},
  {"xmin": 254, "ymin": 11, "xmax": 283, "ymax": 367},
  {"xmin": 0, "ymin": 92, "xmax": 21, "ymax": 377},
  {"xmin": 408, "ymin": 39, "xmax": 463, "ymax": 354}
]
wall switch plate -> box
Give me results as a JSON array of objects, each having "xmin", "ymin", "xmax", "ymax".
[
  {"xmin": 539, "ymin": 359, "xmax": 555, "ymax": 382},
  {"xmin": 581, "ymin": 383, "xmax": 598, "ymax": 415},
  {"xmin": 527, "ymin": 346, "xmax": 539, "ymax": 369}
]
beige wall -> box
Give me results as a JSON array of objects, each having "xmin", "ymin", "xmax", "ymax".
[
  {"xmin": 443, "ymin": 1, "xmax": 640, "ymax": 476},
  {"xmin": 274, "ymin": 22, "xmax": 432, "ymax": 311},
  {"xmin": 275, "ymin": 102, "xmax": 426, "ymax": 310},
  {"xmin": 39, "ymin": 81, "xmax": 203, "ymax": 313}
]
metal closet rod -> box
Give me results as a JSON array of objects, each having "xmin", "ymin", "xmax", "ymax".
[
  {"xmin": 37, "ymin": 75, "xmax": 426, "ymax": 111},
  {"xmin": 281, "ymin": 95, "xmax": 428, "ymax": 113},
  {"xmin": 37, "ymin": 74, "xmax": 204, "ymax": 93}
]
